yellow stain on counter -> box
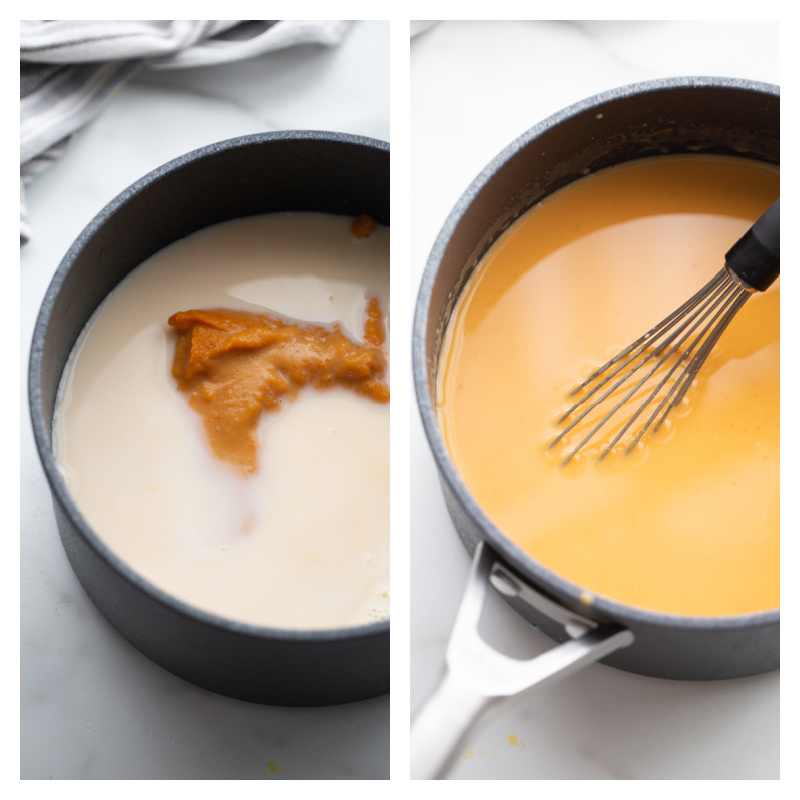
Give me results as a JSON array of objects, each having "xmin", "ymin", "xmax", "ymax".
[
  {"xmin": 508, "ymin": 733, "xmax": 526, "ymax": 747},
  {"xmin": 266, "ymin": 762, "xmax": 285, "ymax": 774}
]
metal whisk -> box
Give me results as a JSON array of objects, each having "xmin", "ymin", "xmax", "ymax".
[{"xmin": 550, "ymin": 199, "xmax": 780, "ymax": 466}]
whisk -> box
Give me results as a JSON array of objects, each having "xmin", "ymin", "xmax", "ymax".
[{"xmin": 550, "ymin": 199, "xmax": 780, "ymax": 466}]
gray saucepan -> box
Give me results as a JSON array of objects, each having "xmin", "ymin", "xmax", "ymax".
[
  {"xmin": 411, "ymin": 76, "xmax": 779, "ymax": 778},
  {"xmin": 29, "ymin": 130, "xmax": 389, "ymax": 708}
]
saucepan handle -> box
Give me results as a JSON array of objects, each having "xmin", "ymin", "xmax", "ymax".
[{"xmin": 410, "ymin": 541, "xmax": 635, "ymax": 780}]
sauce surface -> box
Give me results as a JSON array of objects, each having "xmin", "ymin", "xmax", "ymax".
[
  {"xmin": 437, "ymin": 156, "xmax": 778, "ymax": 616},
  {"xmin": 55, "ymin": 213, "xmax": 389, "ymax": 629}
]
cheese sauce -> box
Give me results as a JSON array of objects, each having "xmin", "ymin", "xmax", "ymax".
[
  {"xmin": 54, "ymin": 212, "xmax": 389, "ymax": 629},
  {"xmin": 437, "ymin": 156, "xmax": 778, "ymax": 616}
]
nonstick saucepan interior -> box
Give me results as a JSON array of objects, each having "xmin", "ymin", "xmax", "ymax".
[
  {"xmin": 30, "ymin": 130, "xmax": 390, "ymax": 708},
  {"xmin": 411, "ymin": 77, "xmax": 779, "ymax": 778}
]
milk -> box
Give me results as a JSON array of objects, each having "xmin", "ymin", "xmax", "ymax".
[{"xmin": 54, "ymin": 212, "xmax": 389, "ymax": 629}]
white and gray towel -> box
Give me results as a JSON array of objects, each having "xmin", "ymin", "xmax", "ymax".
[{"xmin": 20, "ymin": 20, "xmax": 353, "ymax": 244}]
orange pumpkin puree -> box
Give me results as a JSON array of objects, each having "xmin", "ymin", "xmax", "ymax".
[
  {"xmin": 169, "ymin": 298, "xmax": 389, "ymax": 474},
  {"xmin": 351, "ymin": 213, "xmax": 377, "ymax": 239},
  {"xmin": 437, "ymin": 155, "xmax": 779, "ymax": 616}
]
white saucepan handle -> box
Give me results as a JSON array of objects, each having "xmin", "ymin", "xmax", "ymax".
[{"xmin": 411, "ymin": 541, "xmax": 635, "ymax": 780}]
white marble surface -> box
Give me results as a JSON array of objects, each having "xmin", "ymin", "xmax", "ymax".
[
  {"xmin": 18, "ymin": 18, "xmax": 786, "ymax": 783},
  {"xmin": 20, "ymin": 20, "xmax": 389, "ymax": 780},
  {"xmin": 410, "ymin": 20, "xmax": 780, "ymax": 780}
]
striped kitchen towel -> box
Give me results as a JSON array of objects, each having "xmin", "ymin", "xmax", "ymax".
[{"xmin": 20, "ymin": 20, "xmax": 353, "ymax": 244}]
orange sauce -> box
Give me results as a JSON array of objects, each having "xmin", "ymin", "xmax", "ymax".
[
  {"xmin": 169, "ymin": 299, "xmax": 389, "ymax": 473},
  {"xmin": 437, "ymin": 156, "xmax": 779, "ymax": 616}
]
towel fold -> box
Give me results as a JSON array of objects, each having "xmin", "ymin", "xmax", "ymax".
[{"xmin": 20, "ymin": 20, "xmax": 353, "ymax": 244}]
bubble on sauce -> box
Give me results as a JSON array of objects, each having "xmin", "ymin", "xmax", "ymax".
[
  {"xmin": 363, "ymin": 585, "xmax": 389, "ymax": 623},
  {"xmin": 555, "ymin": 449, "xmax": 588, "ymax": 477},
  {"xmin": 601, "ymin": 438, "xmax": 650, "ymax": 471},
  {"xmin": 670, "ymin": 395, "xmax": 693, "ymax": 419},
  {"xmin": 629, "ymin": 439, "xmax": 649, "ymax": 463},
  {"xmin": 366, "ymin": 607, "xmax": 389, "ymax": 622},
  {"xmin": 650, "ymin": 416, "xmax": 676, "ymax": 446}
]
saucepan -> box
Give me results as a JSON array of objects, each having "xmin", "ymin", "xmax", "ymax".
[
  {"xmin": 29, "ymin": 130, "xmax": 389, "ymax": 707},
  {"xmin": 411, "ymin": 77, "xmax": 779, "ymax": 778}
]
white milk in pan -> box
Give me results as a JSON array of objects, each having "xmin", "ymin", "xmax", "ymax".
[{"xmin": 54, "ymin": 213, "xmax": 390, "ymax": 629}]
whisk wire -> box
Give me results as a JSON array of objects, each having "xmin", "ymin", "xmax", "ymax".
[
  {"xmin": 582, "ymin": 276, "xmax": 730, "ymax": 461},
  {"xmin": 551, "ymin": 268, "xmax": 751, "ymax": 466},
  {"xmin": 650, "ymin": 285, "xmax": 751, "ymax": 434},
  {"xmin": 565, "ymin": 269, "xmax": 730, "ymax": 407},
  {"xmin": 548, "ymin": 199, "xmax": 779, "ymax": 466},
  {"xmin": 613, "ymin": 279, "xmax": 750, "ymax": 457}
]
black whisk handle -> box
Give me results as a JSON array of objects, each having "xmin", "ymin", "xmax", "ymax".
[{"xmin": 725, "ymin": 199, "xmax": 780, "ymax": 292}]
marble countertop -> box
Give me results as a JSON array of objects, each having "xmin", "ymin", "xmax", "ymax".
[
  {"xmin": 410, "ymin": 20, "xmax": 780, "ymax": 780},
  {"xmin": 20, "ymin": 20, "xmax": 389, "ymax": 780},
  {"xmin": 19, "ymin": 18, "xmax": 783, "ymax": 782}
]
